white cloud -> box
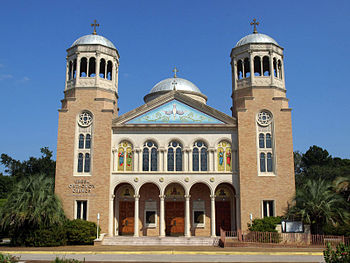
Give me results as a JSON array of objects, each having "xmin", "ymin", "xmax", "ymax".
[{"xmin": 0, "ymin": 74, "xmax": 13, "ymax": 80}]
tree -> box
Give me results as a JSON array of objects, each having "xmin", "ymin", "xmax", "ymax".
[
  {"xmin": 302, "ymin": 145, "xmax": 332, "ymax": 168},
  {"xmin": 334, "ymin": 175, "xmax": 350, "ymax": 202},
  {"xmin": 0, "ymin": 147, "xmax": 56, "ymax": 178},
  {"xmin": 287, "ymin": 178, "xmax": 350, "ymax": 234},
  {"xmin": 0, "ymin": 174, "xmax": 14, "ymax": 199},
  {"xmin": 0, "ymin": 174, "xmax": 66, "ymax": 245}
]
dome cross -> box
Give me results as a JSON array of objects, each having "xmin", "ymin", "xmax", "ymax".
[
  {"xmin": 250, "ymin": 18, "xmax": 259, "ymax": 34},
  {"xmin": 172, "ymin": 66, "xmax": 178, "ymax": 78},
  {"xmin": 91, "ymin": 19, "xmax": 100, "ymax": 35}
]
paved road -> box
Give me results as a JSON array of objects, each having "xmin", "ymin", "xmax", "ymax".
[{"xmin": 5, "ymin": 251, "xmax": 324, "ymax": 262}]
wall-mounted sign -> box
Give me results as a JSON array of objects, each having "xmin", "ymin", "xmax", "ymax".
[{"xmin": 68, "ymin": 179, "xmax": 95, "ymax": 194}]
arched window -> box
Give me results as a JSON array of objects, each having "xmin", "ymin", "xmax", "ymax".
[
  {"xmin": 77, "ymin": 153, "xmax": 83, "ymax": 173},
  {"xmin": 244, "ymin": 58, "xmax": 250, "ymax": 78},
  {"xmin": 260, "ymin": 153, "xmax": 266, "ymax": 172},
  {"xmin": 168, "ymin": 141, "xmax": 182, "ymax": 171},
  {"xmin": 266, "ymin": 133, "xmax": 272, "ymax": 148},
  {"xmin": 193, "ymin": 141, "xmax": 207, "ymax": 171},
  {"xmin": 84, "ymin": 153, "xmax": 90, "ymax": 173},
  {"xmin": 217, "ymin": 141, "xmax": 232, "ymax": 172},
  {"xmin": 107, "ymin": 61, "xmax": 113, "ymax": 80},
  {"xmin": 263, "ymin": 56, "xmax": 270, "ymax": 76},
  {"xmin": 267, "ymin": 153, "xmax": 273, "ymax": 172},
  {"xmin": 79, "ymin": 134, "xmax": 84, "ymax": 149},
  {"xmin": 237, "ymin": 60, "xmax": 243, "ymax": 80},
  {"xmin": 259, "ymin": 133, "xmax": 265, "ymax": 148},
  {"xmin": 85, "ymin": 134, "xmax": 91, "ymax": 149},
  {"xmin": 143, "ymin": 141, "xmax": 157, "ymax": 171},
  {"xmin": 80, "ymin": 57, "xmax": 87, "ymax": 77},
  {"xmin": 99, "ymin": 58, "xmax": 106, "ymax": 78},
  {"xmin": 254, "ymin": 56, "xmax": 261, "ymax": 76},
  {"xmin": 117, "ymin": 141, "xmax": 133, "ymax": 172},
  {"xmin": 88, "ymin": 57, "xmax": 96, "ymax": 77}
]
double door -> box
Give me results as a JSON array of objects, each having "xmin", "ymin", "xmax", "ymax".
[
  {"xmin": 119, "ymin": 201, "xmax": 134, "ymax": 235},
  {"xmin": 215, "ymin": 201, "xmax": 231, "ymax": 236},
  {"xmin": 165, "ymin": 201, "xmax": 185, "ymax": 236}
]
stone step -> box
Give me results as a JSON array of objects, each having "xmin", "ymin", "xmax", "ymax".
[{"xmin": 102, "ymin": 236, "xmax": 219, "ymax": 246}]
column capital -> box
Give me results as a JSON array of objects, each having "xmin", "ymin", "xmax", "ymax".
[
  {"xmin": 184, "ymin": 194, "xmax": 191, "ymax": 199},
  {"xmin": 134, "ymin": 195, "xmax": 140, "ymax": 200},
  {"xmin": 210, "ymin": 194, "xmax": 216, "ymax": 199},
  {"xmin": 159, "ymin": 194, "xmax": 165, "ymax": 199}
]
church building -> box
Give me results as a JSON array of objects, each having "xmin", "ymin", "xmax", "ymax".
[{"xmin": 55, "ymin": 20, "xmax": 295, "ymax": 239}]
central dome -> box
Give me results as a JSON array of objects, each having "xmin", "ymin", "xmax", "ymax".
[
  {"xmin": 149, "ymin": 77, "xmax": 201, "ymax": 94},
  {"xmin": 235, "ymin": 33, "xmax": 278, "ymax": 47},
  {"xmin": 71, "ymin": 34, "xmax": 116, "ymax": 49}
]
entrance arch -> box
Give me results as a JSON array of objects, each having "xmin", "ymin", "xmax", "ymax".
[
  {"xmin": 164, "ymin": 183, "xmax": 185, "ymax": 236},
  {"xmin": 214, "ymin": 183, "xmax": 236, "ymax": 236},
  {"xmin": 139, "ymin": 183, "xmax": 160, "ymax": 236},
  {"xmin": 114, "ymin": 183, "xmax": 135, "ymax": 236},
  {"xmin": 189, "ymin": 183, "xmax": 211, "ymax": 236}
]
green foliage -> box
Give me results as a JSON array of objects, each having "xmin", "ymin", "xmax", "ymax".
[
  {"xmin": 287, "ymin": 178, "xmax": 350, "ymax": 234},
  {"xmin": 324, "ymin": 242, "xmax": 350, "ymax": 263},
  {"xmin": 0, "ymin": 253, "xmax": 19, "ymax": 263},
  {"xmin": 0, "ymin": 174, "xmax": 66, "ymax": 246},
  {"xmin": 0, "ymin": 147, "xmax": 56, "ymax": 178},
  {"xmin": 248, "ymin": 216, "xmax": 281, "ymax": 232},
  {"xmin": 65, "ymin": 219, "xmax": 97, "ymax": 245},
  {"xmin": 0, "ymin": 199, "xmax": 6, "ymax": 209},
  {"xmin": 0, "ymin": 175, "xmax": 14, "ymax": 199},
  {"xmin": 22, "ymin": 225, "xmax": 67, "ymax": 247},
  {"xmin": 52, "ymin": 257, "xmax": 84, "ymax": 263}
]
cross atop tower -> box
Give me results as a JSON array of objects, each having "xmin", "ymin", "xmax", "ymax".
[
  {"xmin": 250, "ymin": 18, "xmax": 259, "ymax": 34},
  {"xmin": 91, "ymin": 19, "xmax": 100, "ymax": 35},
  {"xmin": 172, "ymin": 66, "xmax": 178, "ymax": 78}
]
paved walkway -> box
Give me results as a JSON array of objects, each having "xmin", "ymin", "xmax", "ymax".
[{"xmin": 0, "ymin": 245, "xmax": 325, "ymax": 262}]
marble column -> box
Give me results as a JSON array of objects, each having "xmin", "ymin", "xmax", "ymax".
[
  {"xmin": 134, "ymin": 195, "xmax": 140, "ymax": 237},
  {"xmin": 210, "ymin": 194, "xmax": 216, "ymax": 237},
  {"xmin": 108, "ymin": 195, "xmax": 114, "ymax": 237},
  {"xmin": 138, "ymin": 150, "xmax": 142, "ymax": 172},
  {"xmin": 159, "ymin": 195, "xmax": 165, "ymax": 237},
  {"xmin": 185, "ymin": 194, "xmax": 191, "ymax": 237}
]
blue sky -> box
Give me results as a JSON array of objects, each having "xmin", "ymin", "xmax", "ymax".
[{"xmin": 0, "ymin": 0, "xmax": 349, "ymax": 164}]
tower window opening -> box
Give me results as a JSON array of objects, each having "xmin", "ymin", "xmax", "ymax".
[
  {"xmin": 278, "ymin": 60, "xmax": 283, "ymax": 79},
  {"xmin": 80, "ymin": 57, "xmax": 87, "ymax": 77},
  {"xmin": 259, "ymin": 133, "xmax": 265, "ymax": 148},
  {"xmin": 267, "ymin": 153, "xmax": 273, "ymax": 172},
  {"xmin": 263, "ymin": 56, "xmax": 270, "ymax": 76},
  {"xmin": 107, "ymin": 61, "xmax": 113, "ymax": 80},
  {"xmin": 77, "ymin": 153, "xmax": 84, "ymax": 173},
  {"xmin": 78, "ymin": 134, "xmax": 84, "ymax": 149},
  {"xmin": 266, "ymin": 133, "xmax": 272, "ymax": 148},
  {"xmin": 88, "ymin": 57, "xmax": 96, "ymax": 77},
  {"xmin": 84, "ymin": 153, "xmax": 91, "ymax": 173},
  {"xmin": 99, "ymin": 58, "xmax": 106, "ymax": 78},
  {"xmin": 260, "ymin": 153, "xmax": 266, "ymax": 172},
  {"xmin": 85, "ymin": 134, "xmax": 91, "ymax": 149},
  {"xmin": 237, "ymin": 60, "xmax": 243, "ymax": 80},
  {"xmin": 73, "ymin": 59, "xmax": 77, "ymax": 79},
  {"xmin": 273, "ymin": 58, "xmax": 277, "ymax": 77},
  {"xmin": 254, "ymin": 56, "xmax": 261, "ymax": 76},
  {"xmin": 244, "ymin": 58, "xmax": 250, "ymax": 78},
  {"xmin": 68, "ymin": 61, "xmax": 73, "ymax": 80}
]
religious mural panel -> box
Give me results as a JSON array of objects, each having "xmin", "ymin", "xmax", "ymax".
[
  {"xmin": 217, "ymin": 141, "xmax": 232, "ymax": 172},
  {"xmin": 118, "ymin": 141, "xmax": 133, "ymax": 171},
  {"xmin": 126, "ymin": 100, "xmax": 224, "ymax": 124}
]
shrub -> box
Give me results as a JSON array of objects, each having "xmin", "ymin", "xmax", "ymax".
[
  {"xmin": 0, "ymin": 253, "xmax": 19, "ymax": 263},
  {"xmin": 52, "ymin": 257, "xmax": 84, "ymax": 263},
  {"xmin": 248, "ymin": 216, "xmax": 282, "ymax": 232},
  {"xmin": 24, "ymin": 225, "xmax": 67, "ymax": 247},
  {"xmin": 65, "ymin": 219, "xmax": 97, "ymax": 245},
  {"xmin": 324, "ymin": 242, "xmax": 350, "ymax": 263}
]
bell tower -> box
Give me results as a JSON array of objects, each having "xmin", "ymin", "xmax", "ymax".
[
  {"xmin": 55, "ymin": 21, "xmax": 119, "ymax": 233},
  {"xmin": 231, "ymin": 20, "xmax": 295, "ymax": 230}
]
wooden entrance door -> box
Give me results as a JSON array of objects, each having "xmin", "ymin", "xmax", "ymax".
[
  {"xmin": 165, "ymin": 201, "xmax": 185, "ymax": 236},
  {"xmin": 119, "ymin": 201, "xmax": 134, "ymax": 235},
  {"xmin": 215, "ymin": 201, "xmax": 231, "ymax": 236}
]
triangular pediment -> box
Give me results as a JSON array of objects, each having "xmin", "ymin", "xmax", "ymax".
[
  {"xmin": 126, "ymin": 99, "xmax": 224, "ymax": 124},
  {"xmin": 113, "ymin": 91, "xmax": 236, "ymax": 127}
]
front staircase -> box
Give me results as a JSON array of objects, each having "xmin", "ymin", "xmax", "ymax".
[{"xmin": 102, "ymin": 236, "xmax": 219, "ymax": 246}]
